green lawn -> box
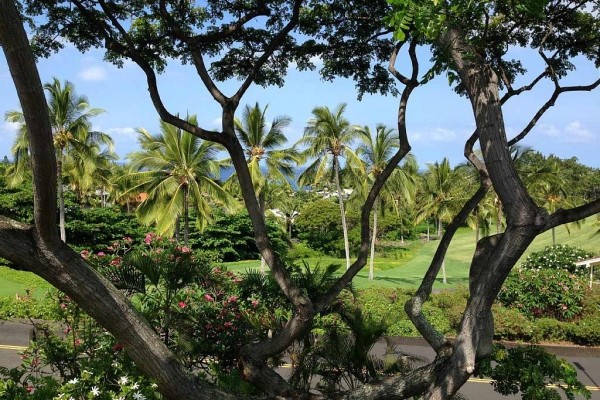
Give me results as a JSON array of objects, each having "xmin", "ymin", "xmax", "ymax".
[
  {"xmin": 0, "ymin": 220, "xmax": 597, "ymax": 297},
  {"xmin": 224, "ymin": 220, "xmax": 599, "ymax": 289}
]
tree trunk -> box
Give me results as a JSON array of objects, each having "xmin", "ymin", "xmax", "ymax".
[
  {"xmin": 426, "ymin": 219, "xmax": 430, "ymax": 241},
  {"xmin": 441, "ymin": 259, "xmax": 447, "ymax": 284},
  {"xmin": 57, "ymin": 156, "xmax": 66, "ymax": 243},
  {"xmin": 368, "ymin": 201, "xmax": 378, "ymax": 280},
  {"xmin": 183, "ymin": 185, "xmax": 189, "ymax": 246},
  {"xmin": 552, "ymin": 226, "xmax": 556, "ymax": 246},
  {"xmin": 437, "ymin": 218, "xmax": 442, "ymax": 238},
  {"xmin": 258, "ymin": 191, "xmax": 267, "ymax": 273},
  {"xmin": 475, "ymin": 208, "xmax": 480, "ymax": 244},
  {"xmin": 333, "ymin": 155, "xmax": 351, "ymax": 270}
]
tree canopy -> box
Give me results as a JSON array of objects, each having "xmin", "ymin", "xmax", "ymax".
[{"xmin": 1, "ymin": 0, "xmax": 599, "ymax": 399}]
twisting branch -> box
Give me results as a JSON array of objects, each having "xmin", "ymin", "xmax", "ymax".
[
  {"xmin": 69, "ymin": 0, "xmax": 225, "ymax": 145},
  {"xmin": 232, "ymin": 0, "xmax": 303, "ymax": 103},
  {"xmin": 315, "ymin": 39, "xmax": 419, "ymax": 310},
  {"xmin": 544, "ymin": 199, "xmax": 600, "ymax": 232},
  {"xmin": 156, "ymin": 0, "xmax": 228, "ymax": 106},
  {"xmin": 507, "ymin": 75, "xmax": 600, "ymax": 146}
]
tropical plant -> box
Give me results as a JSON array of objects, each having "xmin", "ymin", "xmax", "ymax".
[
  {"xmin": 297, "ymin": 104, "xmax": 363, "ymax": 270},
  {"xmin": 356, "ymin": 124, "xmax": 400, "ymax": 280},
  {"xmin": 126, "ymin": 116, "xmax": 235, "ymax": 245},
  {"xmin": 5, "ymin": 77, "xmax": 109, "ymax": 242}
]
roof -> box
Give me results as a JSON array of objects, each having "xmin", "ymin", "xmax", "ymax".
[{"xmin": 575, "ymin": 256, "xmax": 600, "ymax": 266}]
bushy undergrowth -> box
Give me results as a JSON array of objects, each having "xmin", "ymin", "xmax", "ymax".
[{"xmin": 520, "ymin": 244, "xmax": 593, "ymax": 276}]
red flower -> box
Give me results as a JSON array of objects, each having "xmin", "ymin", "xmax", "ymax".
[
  {"xmin": 112, "ymin": 343, "xmax": 124, "ymax": 352},
  {"xmin": 178, "ymin": 301, "xmax": 187, "ymax": 308}
]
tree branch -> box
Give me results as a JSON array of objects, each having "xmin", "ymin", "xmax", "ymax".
[
  {"xmin": 232, "ymin": 0, "xmax": 303, "ymax": 103},
  {"xmin": 543, "ymin": 199, "xmax": 600, "ymax": 233},
  {"xmin": 0, "ymin": 0, "xmax": 58, "ymax": 245}
]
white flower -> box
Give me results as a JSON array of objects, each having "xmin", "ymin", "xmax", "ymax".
[
  {"xmin": 133, "ymin": 393, "xmax": 146, "ymax": 400},
  {"xmin": 68, "ymin": 378, "xmax": 79, "ymax": 385},
  {"xmin": 118, "ymin": 376, "xmax": 129, "ymax": 385},
  {"xmin": 131, "ymin": 382, "xmax": 140, "ymax": 390},
  {"xmin": 90, "ymin": 386, "xmax": 100, "ymax": 396},
  {"xmin": 151, "ymin": 383, "xmax": 158, "ymax": 389}
]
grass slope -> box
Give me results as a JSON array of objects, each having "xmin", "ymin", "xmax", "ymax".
[{"xmin": 0, "ymin": 221, "xmax": 597, "ymax": 297}]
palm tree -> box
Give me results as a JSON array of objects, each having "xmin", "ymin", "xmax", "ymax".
[
  {"xmin": 232, "ymin": 102, "xmax": 299, "ymax": 270},
  {"xmin": 297, "ymin": 104, "xmax": 362, "ymax": 270},
  {"xmin": 127, "ymin": 116, "xmax": 235, "ymax": 246},
  {"xmin": 417, "ymin": 158, "xmax": 463, "ymax": 283},
  {"xmin": 233, "ymin": 102, "xmax": 299, "ymax": 210},
  {"xmin": 356, "ymin": 124, "xmax": 399, "ymax": 280},
  {"xmin": 5, "ymin": 77, "xmax": 107, "ymax": 242}
]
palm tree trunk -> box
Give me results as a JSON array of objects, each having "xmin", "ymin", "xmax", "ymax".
[
  {"xmin": 552, "ymin": 226, "xmax": 556, "ymax": 246},
  {"xmin": 259, "ymin": 191, "xmax": 267, "ymax": 273},
  {"xmin": 475, "ymin": 209, "xmax": 480, "ymax": 244},
  {"xmin": 174, "ymin": 218, "xmax": 180, "ymax": 243},
  {"xmin": 333, "ymin": 156, "xmax": 351, "ymax": 270},
  {"xmin": 442, "ymin": 259, "xmax": 447, "ymax": 284},
  {"xmin": 368, "ymin": 201, "xmax": 378, "ymax": 280},
  {"xmin": 183, "ymin": 185, "xmax": 189, "ymax": 246},
  {"xmin": 437, "ymin": 218, "xmax": 442, "ymax": 238},
  {"xmin": 426, "ymin": 219, "xmax": 430, "ymax": 242},
  {"xmin": 57, "ymin": 157, "xmax": 66, "ymax": 243}
]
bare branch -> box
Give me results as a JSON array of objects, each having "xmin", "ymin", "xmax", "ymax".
[
  {"xmin": 544, "ymin": 199, "xmax": 600, "ymax": 233},
  {"xmin": 507, "ymin": 77, "xmax": 600, "ymax": 146}
]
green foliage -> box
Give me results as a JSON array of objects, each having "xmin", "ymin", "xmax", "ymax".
[
  {"xmin": 192, "ymin": 210, "xmax": 288, "ymax": 262},
  {"xmin": 477, "ymin": 345, "xmax": 590, "ymax": 400},
  {"xmin": 0, "ymin": 174, "xmax": 34, "ymax": 223},
  {"xmin": 0, "ymin": 292, "xmax": 54, "ymax": 320},
  {"xmin": 498, "ymin": 268, "xmax": 588, "ymax": 320},
  {"xmin": 0, "ymin": 290, "xmax": 159, "ymax": 400},
  {"xmin": 520, "ymin": 244, "xmax": 593, "ymax": 276},
  {"xmin": 65, "ymin": 206, "xmax": 146, "ymax": 251},
  {"xmin": 295, "ymin": 199, "xmax": 360, "ymax": 257}
]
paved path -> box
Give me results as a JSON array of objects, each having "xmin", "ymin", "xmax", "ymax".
[{"xmin": 1, "ymin": 322, "xmax": 599, "ymax": 398}]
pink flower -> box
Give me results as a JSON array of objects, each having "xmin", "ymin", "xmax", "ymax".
[
  {"xmin": 109, "ymin": 257, "xmax": 122, "ymax": 266},
  {"xmin": 224, "ymin": 321, "xmax": 233, "ymax": 328},
  {"xmin": 227, "ymin": 295, "xmax": 238, "ymax": 303},
  {"xmin": 251, "ymin": 299, "xmax": 260, "ymax": 308},
  {"xmin": 204, "ymin": 294, "xmax": 214, "ymax": 302},
  {"xmin": 180, "ymin": 246, "xmax": 191, "ymax": 253},
  {"xmin": 60, "ymin": 303, "xmax": 68, "ymax": 310},
  {"xmin": 144, "ymin": 233, "xmax": 154, "ymax": 244},
  {"xmin": 80, "ymin": 250, "xmax": 90, "ymax": 259},
  {"xmin": 178, "ymin": 301, "xmax": 186, "ymax": 308},
  {"xmin": 97, "ymin": 252, "xmax": 105, "ymax": 257}
]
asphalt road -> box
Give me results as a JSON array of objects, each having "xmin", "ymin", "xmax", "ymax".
[{"xmin": 1, "ymin": 321, "xmax": 599, "ymax": 399}]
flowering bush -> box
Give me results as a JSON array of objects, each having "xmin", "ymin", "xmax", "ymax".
[
  {"xmin": 520, "ymin": 244, "xmax": 592, "ymax": 277},
  {"xmin": 498, "ymin": 268, "xmax": 588, "ymax": 320},
  {"xmin": 85, "ymin": 235, "xmax": 263, "ymax": 380},
  {"xmin": 0, "ymin": 291, "xmax": 159, "ymax": 400}
]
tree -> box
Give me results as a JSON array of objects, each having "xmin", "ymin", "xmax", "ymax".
[
  {"xmin": 5, "ymin": 77, "xmax": 109, "ymax": 242},
  {"xmin": 232, "ymin": 102, "xmax": 299, "ymax": 270},
  {"xmin": 127, "ymin": 117, "xmax": 234, "ymax": 246},
  {"xmin": 297, "ymin": 104, "xmax": 363, "ymax": 270},
  {"xmin": 3, "ymin": 1, "xmax": 600, "ymax": 399},
  {"xmin": 356, "ymin": 124, "xmax": 399, "ymax": 280}
]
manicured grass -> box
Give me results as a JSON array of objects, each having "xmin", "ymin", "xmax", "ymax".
[
  {"xmin": 0, "ymin": 221, "xmax": 597, "ymax": 297},
  {"xmin": 0, "ymin": 266, "xmax": 51, "ymax": 298},
  {"xmin": 224, "ymin": 220, "xmax": 599, "ymax": 289}
]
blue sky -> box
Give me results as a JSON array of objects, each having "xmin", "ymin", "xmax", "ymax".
[{"xmin": 1, "ymin": 42, "xmax": 599, "ymax": 168}]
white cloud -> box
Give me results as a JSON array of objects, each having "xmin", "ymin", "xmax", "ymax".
[
  {"xmin": 564, "ymin": 121, "xmax": 596, "ymax": 143},
  {"xmin": 105, "ymin": 127, "xmax": 137, "ymax": 138},
  {"xmin": 538, "ymin": 123, "xmax": 560, "ymax": 137},
  {"xmin": 535, "ymin": 121, "xmax": 596, "ymax": 143},
  {"xmin": 0, "ymin": 121, "xmax": 20, "ymax": 135},
  {"xmin": 211, "ymin": 117, "xmax": 222, "ymax": 128},
  {"xmin": 412, "ymin": 127, "xmax": 458, "ymax": 142},
  {"xmin": 78, "ymin": 66, "xmax": 108, "ymax": 81}
]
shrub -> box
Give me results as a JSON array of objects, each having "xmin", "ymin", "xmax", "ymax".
[
  {"xmin": 492, "ymin": 305, "xmax": 535, "ymax": 342},
  {"xmin": 567, "ymin": 317, "xmax": 600, "ymax": 346},
  {"xmin": 498, "ymin": 268, "xmax": 588, "ymax": 320},
  {"xmin": 521, "ymin": 244, "xmax": 593, "ymax": 277}
]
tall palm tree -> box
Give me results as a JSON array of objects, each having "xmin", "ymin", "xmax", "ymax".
[
  {"xmin": 417, "ymin": 158, "xmax": 463, "ymax": 283},
  {"xmin": 297, "ymin": 104, "xmax": 362, "ymax": 270},
  {"xmin": 232, "ymin": 102, "xmax": 299, "ymax": 270},
  {"xmin": 233, "ymin": 103, "xmax": 299, "ymax": 209},
  {"xmin": 127, "ymin": 116, "xmax": 235, "ymax": 246},
  {"xmin": 5, "ymin": 77, "xmax": 107, "ymax": 242},
  {"xmin": 356, "ymin": 124, "xmax": 399, "ymax": 280}
]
